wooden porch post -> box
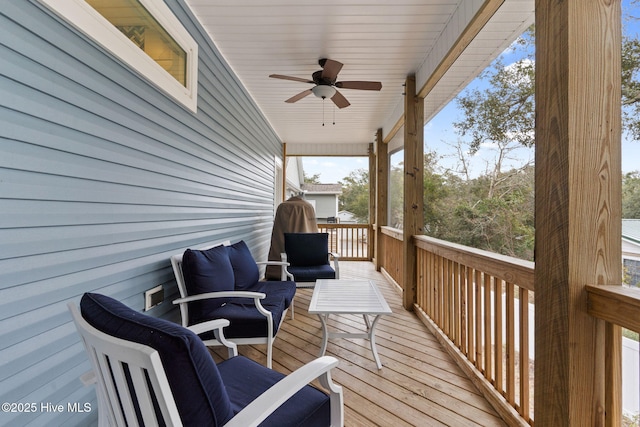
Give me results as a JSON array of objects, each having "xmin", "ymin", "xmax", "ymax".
[
  {"xmin": 374, "ymin": 128, "xmax": 388, "ymax": 270},
  {"xmin": 403, "ymin": 75, "xmax": 424, "ymax": 310},
  {"xmin": 368, "ymin": 142, "xmax": 376, "ymax": 261},
  {"xmin": 534, "ymin": 0, "xmax": 622, "ymax": 425}
]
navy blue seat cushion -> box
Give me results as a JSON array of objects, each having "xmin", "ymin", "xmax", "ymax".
[
  {"xmin": 287, "ymin": 265, "xmax": 336, "ymax": 282},
  {"xmin": 198, "ymin": 282, "xmax": 295, "ymax": 340},
  {"xmin": 284, "ymin": 233, "xmax": 330, "ymax": 266},
  {"xmin": 217, "ymin": 356, "xmax": 331, "ymax": 427},
  {"xmin": 199, "ymin": 293, "xmax": 285, "ymax": 340},
  {"xmin": 181, "ymin": 245, "xmax": 234, "ymax": 324},
  {"xmin": 80, "ymin": 292, "xmax": 234, "ymax": 427},
  {"xmin": 226, "ymin": 240, "xmax": 260, "ymax": 290},
  {"xmin": 252, "ymin": 280, "xmax": 297, "ymax": 307}
]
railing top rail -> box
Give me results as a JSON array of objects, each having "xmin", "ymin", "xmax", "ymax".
[
  {"xmin": 318, "ymin": 223, "xmax": 371, "ymax": 229},
  {"xmin": 415, "ymin": 234, "xmax": 535, "ymax": 291},
  {"xmin": 587, "ymin": 284, "xmax": 640, "ymax": 332},
  {"xmin": 380, "ymin": 226, "xmax": 403, "ymax": 240}
]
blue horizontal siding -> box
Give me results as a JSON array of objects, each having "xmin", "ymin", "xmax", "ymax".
[{"xmin": 0, "ymin": 1, "xmax": 280, "ymax": 425}]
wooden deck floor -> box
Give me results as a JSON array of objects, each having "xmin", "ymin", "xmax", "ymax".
[{"xmin": 210, "ymin": 261, "xmax": 507, "ymax": 426}]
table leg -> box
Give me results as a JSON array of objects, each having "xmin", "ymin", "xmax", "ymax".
[
  {"xmin": 368, "ymin": 315, "xmax": 384, "ymax": 369},
  {"xmin": 317, "ymin": 313, "xmax": 329, "ymax": 356},
  {"xmin": 363, "ymin": 314, "xmax": 371, "ymax": 329}
]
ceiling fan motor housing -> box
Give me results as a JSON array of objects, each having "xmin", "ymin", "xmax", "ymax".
[{"xmin": 312, "ymin": 70, "xmax": 335, "ymax": 85}]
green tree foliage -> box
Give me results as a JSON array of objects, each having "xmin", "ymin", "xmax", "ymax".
[
  {"xmin": 389, "ymin": 159, "xmax": 404, "ymax": 229},
  {"xmin": 422, "ymin": 152, "xmax": 449, "ymax": 233},
  {"xmin": 386, "ymin": 152, "xmax": 449, "ymax": 232},
  {"xmin": 623, "ymin": 0, "xmax": 640, "ymax": 140},
  {"xmin": 339, "ymin": 169, "xmax": 369, "ymax": 223},
  {"xmin": 424, "ymin": 166, "xmax": 535, "ymax": 261},
  {"xmin": 304, "ymin": 172, "xmax": 321, "ymax": 184},
  {"xmin": 454, "ymin": 58, "xmax": 535, "ymax": 153},
  {"xmin": 420, "ymin": 27, "xmax": 538, "ymax": 260},
  {"xmin": 338, "ymin": 9, "xmax": 638, "ymax": 261},
  {"xmin": 454, "ymin": 20, "xmax": 640, "ymax": 143},
  {"xmin": 623, "ymin": 171, "xmax": 640, "ymax": 218},
  {"xmin": 622, "ymin": 36, "xmax": 640, "ymax": 140}
]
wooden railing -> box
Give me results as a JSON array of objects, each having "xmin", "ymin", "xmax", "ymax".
[
  {"xmin": 317, "ymin": 223, "xmax": 372, "ymax": 261},
  {"xmin": 379, "ymin": 227, "xmax": 403, "ymax": 285},
  {"xmin": 414, "ymin": 235, "xmax": 535, "ymax": 425},
  {"xmin": 378, "ymin": 229, "xmax": 535, "ymax": 426},
  {"xmin": 587, "ymin": 284, "xmax": 640, "ymax": 426},
  {"xmin": 376, "ymin": 229, "xmax": 640, "ymax": 425}
]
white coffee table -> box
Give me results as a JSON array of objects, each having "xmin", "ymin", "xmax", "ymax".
[{"xmin": 308, "ymin": 279, "xmax": 392, "ymax": 369}]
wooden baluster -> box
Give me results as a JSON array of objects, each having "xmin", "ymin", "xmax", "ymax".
[
  {"xmin": 495, "ymin": 278, "xmax": 503, "ymax": 393},
  {"xmin": 467, "ymin": 266, "xmax": 475, "ymax": 364},
  {"xmin": 519, "ymin": 287, "xmax": 530, "ymax": 421},
  {"xmin": 506, "ymin": 282, "xmax": 515, "ymax": 405},
  {"xmin": 475, "ymin": 269, "xmax": 482, "ymax": 370},
  {"xmin": 484, "ymin": 274, "xmax": 492, "ymax": 381}
]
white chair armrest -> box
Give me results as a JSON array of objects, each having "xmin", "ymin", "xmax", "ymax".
[
  {"xmin": 283, "ymin": 267, "xmax": 294, "ymax": 281},
  {"xmin": 280, "ymin": 253, "xmax": 292, "ymax": 281},
  {"xmin": 329, "ymin": 253, "xmax": 341, "ymax": 279},
  {"xmin": 186, "ymin": 318, "xmax": 230, "ymax": 335},
  {"xmin": 173, "ymin": 291, "xmax": 273, "ymax": 329},
  {"xmin": 255, "ymin": 261, "xmax": 289, "ymax": 267},
  {"xmin": 187, "ymin": 319, "xmax": 237, "ymax": 358},
  {"xmin": 173, "ymin": 291, "xmax": 266, "ymax": 305},
  {"xmin": 257, "ymin": 260, "xmax": 294, "ymax": 281},
  {"xmin": 224, "ymin": 356, "xmax": 343, "ymax": 427}
]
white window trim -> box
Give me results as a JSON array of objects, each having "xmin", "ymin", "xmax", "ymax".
[{"xmin": 40, "ymin": 0, "xmax": 198, "ymax": 112}]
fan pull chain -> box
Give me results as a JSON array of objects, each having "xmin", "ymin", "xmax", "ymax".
[
  {"xmin": 322, "ymin": 98, "xmax": 325, "ymax": 126},
  {"xmin": 320, "ymin": 97, "xmax": 336, "ymax": 126}
]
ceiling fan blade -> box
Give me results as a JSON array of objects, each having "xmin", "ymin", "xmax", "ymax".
[
  {"xmin": 336, "ymin": 81, "xmax": 382, "ymax": 91},
  {"xmin": 285, "ymin": 89, "xmax": 313, "ymax": 103},
  {"xmin": 331, "ymin": 90, "xmax": 350, "ymax": 109},
  {"xmin": 269, "ymin": 74, "xmax": 314, "ymax": 84},
  {"xmin": 321, "ymin": 59, "xmax": 343, "ymax": 81}
]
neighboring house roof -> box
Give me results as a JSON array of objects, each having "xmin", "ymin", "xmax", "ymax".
[
  {"xmin": 623, "ymin": 219, "xmax": 640, "ymax": 246},
  {"xmin": 302, "ymin": 183, "xmax": 342, "ymax": 194},
  {"xmin": 337, "ymin": 210, "xmax": 357, "ymax": 221}
]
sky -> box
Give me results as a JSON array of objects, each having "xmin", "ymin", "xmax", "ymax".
[
  {"xmin": 303, "ymin": 2, "xmax": 640, "ymax": 184},
  {"xmin": 302, "ymin": 156, "xmax": 369, "ymax": 183}
]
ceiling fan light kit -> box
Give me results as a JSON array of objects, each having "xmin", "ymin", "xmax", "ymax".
[{"xmin": 312, "ymin": 85, "xmax": 336, "ymax": 99}]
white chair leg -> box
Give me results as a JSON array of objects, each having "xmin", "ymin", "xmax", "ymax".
[{"xmin": 266, "ymin": 338, "xmax": 273, "ymax": 369}]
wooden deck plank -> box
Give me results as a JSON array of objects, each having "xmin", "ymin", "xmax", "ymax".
[{"xmin": 210, "ymin": 261, "xmax": 506, "ymax": 426}]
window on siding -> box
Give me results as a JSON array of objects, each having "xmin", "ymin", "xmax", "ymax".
[
  {"xmin": 39, "ymin": 0, "xmax": 198, "ymax": 112},
  {"xmin": 87, "ymin": 0, "xmax": 187, "ymax": 87}
]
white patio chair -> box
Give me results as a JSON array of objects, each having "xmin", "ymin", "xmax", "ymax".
[
  {"xmin": 170, "ymin": 240, "xmax": 296, "ymax": 368},
  {"xmin": 69, "ymin": 292, "xmax": 344, "ymax": 427}
]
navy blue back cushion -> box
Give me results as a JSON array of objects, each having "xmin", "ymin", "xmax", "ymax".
[
  {"xmin": 226, "ymin": 240, "xmax": 259, "ymax": 290},
  {"xmin": 80, "ymin": 293, "xmax": 234, "ymax": 426},
  {"xmin": 284, "ymin": 233, "xmax": 330, "ymax": 266},
  {"xmin": 181, "ymin": 245, "xmax": 234, "ymax": 324}
]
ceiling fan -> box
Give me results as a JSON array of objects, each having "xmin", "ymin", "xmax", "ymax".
[{"xmin": 269, "ymin": 59, "xmax": 382, "ymax": 109}]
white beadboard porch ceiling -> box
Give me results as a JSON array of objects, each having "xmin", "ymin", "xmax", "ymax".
[{"xmin": 185, "ymin": 0, "xmax": 534, "ymax": 155}]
